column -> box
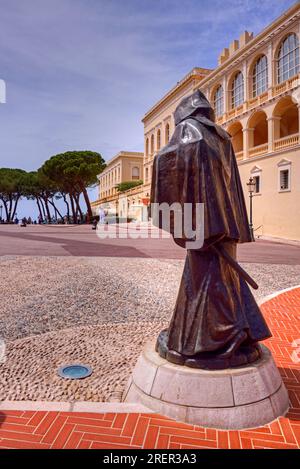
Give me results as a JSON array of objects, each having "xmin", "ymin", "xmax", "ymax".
[
  {"xmin": 243, "ymin": 61, "xmax": 249, "ymax": 112},
  {"xmin": 267, "ymin": 116, "xmax": 281, "ymax": 152},
  {"xmin": 242, "ymin": 128, "xmax": 254, "ymax": 159},
  {"xmin": 222, "ymin": 75, "xmax": 228, "ymax": 115},
  {"xmin": 267, "ymin": 43, "xmax": 273, "ymax": 99}
]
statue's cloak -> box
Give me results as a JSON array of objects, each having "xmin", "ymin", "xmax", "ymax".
[
  {"xmin": 150, "ymin": 114, "xmax": 251, "ymax": 248},
  {"xmin": 150, "ymin": 90, "xmax": 271, "ymax": 356}
]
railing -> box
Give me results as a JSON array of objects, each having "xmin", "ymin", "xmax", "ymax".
[
  {"xmin": 244, "ymin": 91, "xmax": 269, "ymax": 111},
  {"xmin": 272, "ymin": 75, "xmax": 299, "ymax": 97},
  {"xmin": 248, "ymin": 143, "xmax": 268, "ymax": 157},
  {"xmin": 215, "ymin": 75, "xmax": 299, "ymax": 125},
  {"xmin": 216, "ymin": 115, "xmax": 225, "ymax": 125},
  {"xmin": 274, "ymin": 133, "xmax": 300, "ymax": 150},
  {"xmin": 248, "ymin": 96, "xmax": 258, "ymax": 109},
  {"xmin": 235, "ymin": 151, "xmax": 244, "ymax": 159},
  {"xmin": 227, "ymin": 108, "xmax": 236, "ymax": 119},
  {"xmin": 259, "ymin": 91, "xmax": 268, "ymax": 104},
  {"xmin": 226, "ymin": 104, "xmax": 244, "ymax": 121}
]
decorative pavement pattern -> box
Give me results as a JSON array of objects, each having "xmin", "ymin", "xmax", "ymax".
[{"xmin": 0, "ymin": 287, "xmax": 300, "ymax": 449}]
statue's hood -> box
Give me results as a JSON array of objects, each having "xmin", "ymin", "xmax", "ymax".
[{"xmin": 174, "ymin": 89, "xmax": 215, "ymax": 125}]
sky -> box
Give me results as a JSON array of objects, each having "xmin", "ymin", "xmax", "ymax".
[{"xmin": 0, "ymin": 0, "xmax": 297, "ymax": 218}]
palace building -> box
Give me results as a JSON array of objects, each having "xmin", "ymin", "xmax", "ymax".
[
  {"xmin": 93, "ymin": 2, "xmax": 300, "ymax": 241},
  {"xmin": 91, "ymin": 151, "xmax": 144, "ymax": 219}
]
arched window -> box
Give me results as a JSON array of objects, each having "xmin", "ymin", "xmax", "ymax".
[
  {"xmin": 253, "ymin": 56, "xmax": 268, "ymax": 97},
  {"xmin": 150, "ymin": 134, "xmax": 154, "ymax": 154},
  {"xmin": 132, "ymin": 166, "xmax": 140, "ymax": 180},
  {"xmin": 278, "ymin": 33, "xmax": 300, "ymax": 83},
  {"xmin": 157, "ymin": 129, "xmax": 161, "ymax": 150},
  {"xmin": 165, "ymin": 123, "xmax": 170, "ymax": 143},
  {"xmin": 145, "ymin": 138, "xmax": 149, "ymax": 157},
  {"xmin": 231, "ymin": 72, "xmax": 244, "ymax": 109},
  {"xmin": 213, "ymin": 85, "xmax": 224, "ymax": 117}
]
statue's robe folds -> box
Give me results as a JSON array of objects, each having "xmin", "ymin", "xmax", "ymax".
[{"xmin": 151, "ymin": 116, "xmax": 271, "ymax": 356}]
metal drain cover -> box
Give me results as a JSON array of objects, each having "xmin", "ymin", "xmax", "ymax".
[{"xmin": 58, "ymin": 364, "xmax": 92, "ymax": 380}]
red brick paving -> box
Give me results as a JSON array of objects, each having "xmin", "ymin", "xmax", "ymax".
[{"xmin": 1, "ymin": 287, "xmax": 300, "ymax": 449}]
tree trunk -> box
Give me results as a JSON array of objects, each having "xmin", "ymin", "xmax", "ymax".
[
  {"xmin": 8, "ymin": 196, "xmax": 13, "ymax": 222},
  {"xmin": 69, "ymin": 193, "xmax": 77, "ymax": 224},
  {"xmin": 11, "ymin": 196, "xmax": 20, "ymax": 220},
  {"xmin": 36, "ymin": 198, "xmax": 43, "ymax": 220},
  {"xmin": 43, "ymin": 197, "xmax": 51, "ymax": 223},
  {"xmin": 48, "ymin": 199, "xmax": 63, "ymax": 220},
  {"xmin": 74, "ymin": 193, "xmax": 83, "ymax": 221},
  {"xmin": 63, "ymin": 194, "xmax": 70, "ymax": 222},
  {"xmin": 39, "ymin": 197, "xmax": 47, "ymax": 219},
  {"xmin": 82, "ymin": 186, "xmax": 92, "ymax": 223},
  {"xmin": 0, "ymin": 198, "xmax": 8, "ymax": 221}
]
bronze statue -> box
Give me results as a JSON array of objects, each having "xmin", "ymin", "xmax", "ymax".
[{"xmin": 151, "ymin": 89, "xmax": 271, "ymax": 370}]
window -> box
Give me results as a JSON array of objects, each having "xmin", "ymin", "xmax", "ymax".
[
  {"xmin": 132, "ymin": 166, "xmax": 140, "ymax": 180},
  {"xmin": 157, "ymin": 129, "xmax": 161, "ymax": 150},
  {"xmin": 151, "ymin": 134, "xmax": 154, "ymax": 154},
  {"xmin": 145, "ymin": 167, "xmax": 149, "ymax": 181},
  {"xmin": 279, "ymin": 169, "xmax": 290, "ymax": 191},
  {"xmin": 213, "ymin": 85, "xmax": 224, "ymax": 117},
  {"xmin": 278, "ymin": 33, "xmax": 300, "ymax": 84},
  {"xmin": 231, "ymin": 72, "xmax": 244, "ymax": 109},
  {"xmin": 145, "ymin": 138, "xmax": 149, "ymax": 157},
  {"xmin": 253, "ymin": 175, "xmax": 260, "ymax": 194},
  {"xmin": 165, "ymin": 123, "xmax": 170, "ymax": 143},
  {"xmin": 253, "ymin": 56, "xmax": 268, "ymax": 97}
]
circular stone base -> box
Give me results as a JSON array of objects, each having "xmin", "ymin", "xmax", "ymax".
[{"xmin": 123, "ymin": 341, "xmax": 289, "ymax": 430}]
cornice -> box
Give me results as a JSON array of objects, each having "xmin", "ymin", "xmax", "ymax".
[
  {"xmin": 200, "ymin": 3, "xmax": 300, "ymax": 89},
  {"xmin": 142, "ymin": 2, "xmax": 300, "ymax": 125},
  {"xmin": 142, "ymin": 68, "xmax": 211, "ymax": 124}
]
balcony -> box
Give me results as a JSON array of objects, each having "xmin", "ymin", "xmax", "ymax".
[
  {"xmin": 274, "ymin": 133, "xmax": 300, "ymax": 151},
  {"xmin": 248, "ymin": 143, "xmax": 268, "ymax": 157},
  {"xmin": 248, "ymin": 91, "xmax": 268, "ymax": 110},
  {"xmin": 272, "ymin": 75, "xmax": 299, "ymax": 97},
  {"xmin": 215, "ymin": 74, "xmax": 299, "ymax": 126},
  {"xmin": 235, "ymin": 151, "xmax": 244, "ymax": 160}
]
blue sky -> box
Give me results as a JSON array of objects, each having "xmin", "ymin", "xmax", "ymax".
[{"xmin": 0, "ymin": 0, "xmax": 297, "ymax": 217}]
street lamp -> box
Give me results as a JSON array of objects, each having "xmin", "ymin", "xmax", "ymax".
[{"xmin": 246, "ymin": 177, "xmax": 256, "ymax": 242}]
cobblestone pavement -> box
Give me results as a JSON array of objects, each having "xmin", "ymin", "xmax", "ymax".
[
  {"xmin": 1, "ymin": 287, "xmax": 300, "ymax": 449},
  {"xmin": 1, "ymin": 255, "xmax": 300, "ymax": 402}
]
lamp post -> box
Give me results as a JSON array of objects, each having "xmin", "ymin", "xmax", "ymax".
[{"xmin": 246, "ymin": 177, "xmax": 256, "ymax": 242}]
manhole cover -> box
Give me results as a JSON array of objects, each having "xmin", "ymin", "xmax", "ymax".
[{"xmin": 58, "ymin": 364, "xmax": 92, "ymax": 380}]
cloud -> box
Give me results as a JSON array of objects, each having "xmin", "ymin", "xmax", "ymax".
[{"xmin": 0, "ymin": 0, "xmax": 296, "ymax": 176}]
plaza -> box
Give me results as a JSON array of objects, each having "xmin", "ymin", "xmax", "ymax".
[
  {"xmin": 93, "ymin": 2, "xmax": 300, "ymax": 242},
  {"xmin": 0, "ymin": 225, "xmax": 300, "ymax": 448},
  {"xmin": 1, "ymin": 0, "xmax": 300, "ymax": 457}
]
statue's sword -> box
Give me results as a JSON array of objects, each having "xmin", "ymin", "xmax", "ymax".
[{"xmin": 211, "ymin": 244, "xmax": 259, "ymax": 290}]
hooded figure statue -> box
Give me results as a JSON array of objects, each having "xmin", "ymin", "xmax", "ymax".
[{"xmin": 151, "ymin": 89, "xmax": 271, "ymax": 369}]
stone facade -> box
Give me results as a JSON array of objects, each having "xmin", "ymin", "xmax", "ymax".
[
  {"xmin": 91, "ymin": 151, "xmax": 143, "ymax": 218},
  {"xmin": 93, "ymin": 3, "xmax": 300, "ymax": 239}
]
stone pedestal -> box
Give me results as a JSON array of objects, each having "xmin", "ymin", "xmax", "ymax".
[{"xmin": 123, "ymin": 341, "xmax": 289, "ymax": 430}]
